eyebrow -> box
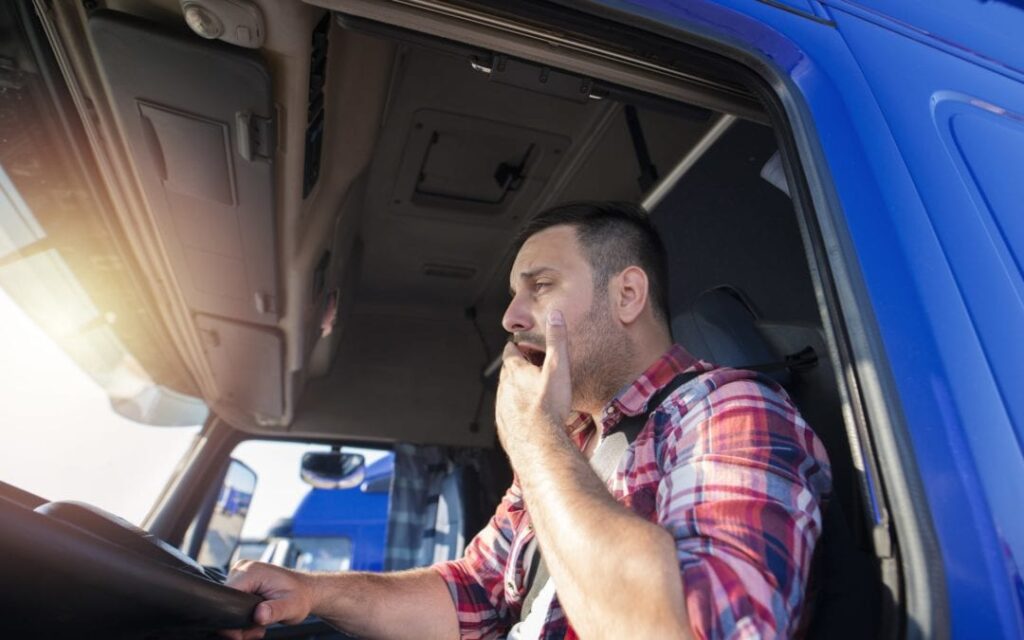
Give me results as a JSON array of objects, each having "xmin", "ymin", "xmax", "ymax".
[{"xmin": 509, "ymin": 267, "xmax": 558, "ymax": 295}]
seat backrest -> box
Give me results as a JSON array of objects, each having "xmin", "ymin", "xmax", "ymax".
[{"xmin": 671, "ymin": 286, "xmax": 790, "ymax": 386}]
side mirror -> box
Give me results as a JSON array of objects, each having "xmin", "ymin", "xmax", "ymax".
[
  {"xmin": 194, "ymin": 458, "xmax": 257, "ymax": 569},
  {"xmin": 301, "ymin": 450, "xmax": 365, "ymax": 489}
]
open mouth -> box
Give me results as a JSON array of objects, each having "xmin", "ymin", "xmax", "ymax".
[{"xmin": 516, "ymin": 343, "xmax": 546, "ymax": 367}]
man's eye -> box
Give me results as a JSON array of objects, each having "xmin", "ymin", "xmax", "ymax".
[{"xmin": 533, "ymin": 281, "xmax": 552, "ymax": 292}]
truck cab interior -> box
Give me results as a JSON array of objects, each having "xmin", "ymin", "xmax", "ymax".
[{"xmin": 0, "ymin": 0, "xmax": 904, "ymax": 637}]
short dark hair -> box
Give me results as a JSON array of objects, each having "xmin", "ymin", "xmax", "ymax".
[{"xmin": 515, "ymin": 201, "xmax": 670, "ymax": 321}]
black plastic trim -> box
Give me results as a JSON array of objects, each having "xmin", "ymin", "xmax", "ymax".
[{"xmin": 303, "ymin": 12, "xmax": 331, "ymax": 199}]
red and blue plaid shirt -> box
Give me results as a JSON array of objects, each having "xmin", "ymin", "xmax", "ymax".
[{"xmin": 434, "ymin": 344, "xmax": 831, "ymax": 639}]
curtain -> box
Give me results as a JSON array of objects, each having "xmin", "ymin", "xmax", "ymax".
[{"xmin": 384, "ymin": 444, "xmax": 465, "ymax": 570}]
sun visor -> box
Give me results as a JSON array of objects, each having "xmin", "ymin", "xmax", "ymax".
[{"xmin": 89, "ymin": 10, "xmax": 279, "ymax": 326}]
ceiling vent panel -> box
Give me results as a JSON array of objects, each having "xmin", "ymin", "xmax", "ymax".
[
  {"xmin": 415, "ymin": 131, "xmax": 532, "ymax": 205},
  {"xmin": 391, "ymin": 109, "xmax": 568, "ymax": 221}
]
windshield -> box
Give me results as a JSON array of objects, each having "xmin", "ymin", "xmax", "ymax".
[
  {"xmin": 0, "ymin": 162, "xmax": 203, "ymax": 524},
  {"xmin": 0, "ymin": 286, "xmax": 200, "ymax": 523}
]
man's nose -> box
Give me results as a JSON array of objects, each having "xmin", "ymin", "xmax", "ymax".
[{"xmin": 502, "ymin": 293, "xmax": 534, "ymax": 334}]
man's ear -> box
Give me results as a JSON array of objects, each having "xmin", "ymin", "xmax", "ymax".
[{"xmin": 613, "ymin": 266, "xmax": 649, "ymax": 325}]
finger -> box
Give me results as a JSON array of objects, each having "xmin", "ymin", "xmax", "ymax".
[
  {"xmin": 542, "ymin": 310, "xmax": 570, "ymax": 385},
  {"xmin": 224, "ymin": 562, "xmax": 261, "ymax": 592}
]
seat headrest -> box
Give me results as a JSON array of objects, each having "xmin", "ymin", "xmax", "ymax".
[{"xmin": 671, "ymin": 288, "xmax": 790, "ymax": 386}]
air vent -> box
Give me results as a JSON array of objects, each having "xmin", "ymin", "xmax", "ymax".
[
  {"xmin": 302, "ymin": 14, "xmax": 330, "ymax": 198},
  {"xmin": 422, "ymin": 263, "xmax": 477, "ymax": 280}
]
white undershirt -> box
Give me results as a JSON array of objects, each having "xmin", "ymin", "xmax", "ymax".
[{"xmin": 506, "ymin": 576, "xmax": 557, "ymax": 640}]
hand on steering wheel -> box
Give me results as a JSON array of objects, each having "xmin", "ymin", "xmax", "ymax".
[{"xmin": 219, "ymin": 560, "xmax": 316, "ymax": 640}]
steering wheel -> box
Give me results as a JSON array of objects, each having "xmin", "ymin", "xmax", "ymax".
[{"xmin": 0, "ymin": 497, "xmax": 260, "ymax": 638}]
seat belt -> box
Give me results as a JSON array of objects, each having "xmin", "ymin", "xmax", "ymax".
[{"xmin": 519, "ymin": 370, "xmax": 701, "ymax": 622}]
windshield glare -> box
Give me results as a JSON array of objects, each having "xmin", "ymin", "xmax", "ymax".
[{"xmin": 0, "ymin": 285, "xmax": 200, "ymax": 524}]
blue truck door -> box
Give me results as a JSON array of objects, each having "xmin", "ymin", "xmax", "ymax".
[{"xmin": 819, "ymin": 2, "xmax": 1024, "ymax": 635}]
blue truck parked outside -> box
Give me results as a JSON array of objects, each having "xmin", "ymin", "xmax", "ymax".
[{"xmin": 259, "ymin": 453, "xmax": 394, "ymax": 573}]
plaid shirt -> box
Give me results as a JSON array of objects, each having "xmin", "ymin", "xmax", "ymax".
[{"xmin": 434, "ymin": 345, "xmax": 831, "ymax": 639}]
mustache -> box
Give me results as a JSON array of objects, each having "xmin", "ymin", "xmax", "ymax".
[{"xmin": 510, "ymin": 332, "xmax": 546, "ymax": 349}]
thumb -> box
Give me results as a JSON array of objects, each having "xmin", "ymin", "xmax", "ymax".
[
  {"xmin": 543, "ymin": 310, "xmax": 570, "ymax": 385},
  {"xmin": 255, "ymin": 598, "xmax": 306, "ymax": 626},
  {"xmin": 253, "ymin": 601, "xmax": 277, "ymax": 625}
]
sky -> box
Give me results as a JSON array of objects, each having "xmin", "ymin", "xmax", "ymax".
[{"xmin": 0, "ymin": 286, "xmax": 388, "ymax": 539}]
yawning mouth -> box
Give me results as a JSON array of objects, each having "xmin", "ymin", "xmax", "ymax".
[{"xmin": 516, "ymin": 342, "xmax": 546, "ymax": 367}]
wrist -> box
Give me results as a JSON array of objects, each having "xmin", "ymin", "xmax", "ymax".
[
  {"xmin": 507, "ymin": 416, "xmax": 573, "ymax": 478},
  {"xmin": 299, "ymin": 570, "xmax": 324, "ymax": 616}
]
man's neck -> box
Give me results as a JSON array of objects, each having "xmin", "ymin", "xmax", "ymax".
[{"xmin": 583, "ymin": 335, "xmax": 674, "ymax": 433}]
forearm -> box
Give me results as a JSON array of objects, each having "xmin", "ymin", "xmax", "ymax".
[
  {"xmin": 509, "ymin": 426, "xmax": 691, "ymax": 639},
  {"xmin": 308, "ymin": 567, "xmax": 458, "ymax": 640}
]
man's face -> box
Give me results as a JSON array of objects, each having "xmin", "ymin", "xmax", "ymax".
[{"xmin": 502, "ymin": 225, "xmax": 630, "ymax": 411}]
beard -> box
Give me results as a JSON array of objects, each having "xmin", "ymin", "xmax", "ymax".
[
  {"xmin": 512, "ymin": 293, "xmax": 633, "ymax": 413},
  {"xmin": 569, "ymin": 297, "xmax": 633, "ymax": 411}
]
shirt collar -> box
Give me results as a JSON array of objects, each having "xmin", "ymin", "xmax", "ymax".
[{"xmin": 613, "ymin": 343, "xmax": 702, "ymax": 416}]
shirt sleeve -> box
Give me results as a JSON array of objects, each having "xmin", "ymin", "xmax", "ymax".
[
  {"xmin": 432, "ymin": 481, "xmax": 523, "ymax": 639},
  {"xmin": 656, "ymin": 378, "xmax": 832, "ymax": 639}
]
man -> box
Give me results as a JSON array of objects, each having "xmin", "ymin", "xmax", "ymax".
[{"xmin": 221, "ymin": 202, "xmax": 831, "ymax": 640}]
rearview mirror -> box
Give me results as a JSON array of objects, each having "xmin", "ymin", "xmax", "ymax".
[{"xmin": 301, "ymin": 451, "xmax": 365, "ymax": 489}]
